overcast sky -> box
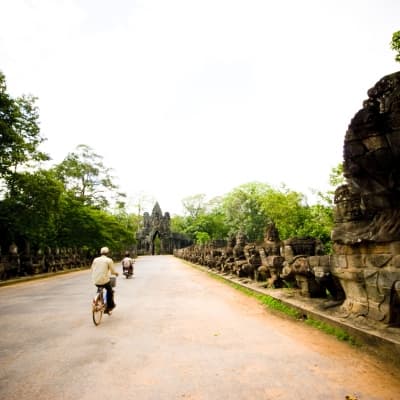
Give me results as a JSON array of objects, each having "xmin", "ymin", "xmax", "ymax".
[{"xmin": 1, "ymin": 0, "xmax": 399, "ymax": 215}]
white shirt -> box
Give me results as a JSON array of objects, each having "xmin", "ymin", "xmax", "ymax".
[{"xmin": 91, "ymin": 254, "xmax": 117, "ymax": 285}]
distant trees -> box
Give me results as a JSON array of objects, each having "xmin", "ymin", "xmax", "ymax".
[
  {"xmin": 171, "ymin": 179, "xmax": 337, "ymax": 251},
  {"xmin": 53, "ymin": 144, "xmax": 119, "ymax": 208}
]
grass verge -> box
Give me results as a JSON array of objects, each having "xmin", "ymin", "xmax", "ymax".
[{"xmin": 191, "ymin": 264, "xmax": 359, "ymax": 346}]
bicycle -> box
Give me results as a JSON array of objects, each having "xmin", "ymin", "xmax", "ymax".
[
  {"xmin": 92, "ymin": 276, "xmax": 117, "ymax": 326},
  {"xmin": 92, "ymin": 286, "xmax": 107, "ymax": 325}
]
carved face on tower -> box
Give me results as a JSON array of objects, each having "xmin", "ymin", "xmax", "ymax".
[
  {"xmin": 333, "ymin": 184, "xmax": 362, "ymax": 223},
  {"xmin": 332, "ymin": 71, "xmax": 400, "ymax": 243}
]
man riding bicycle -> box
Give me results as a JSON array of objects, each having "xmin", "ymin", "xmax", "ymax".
[{"xmin": 91, "ymin": 247, "xmax": 118, "ymax": 313}]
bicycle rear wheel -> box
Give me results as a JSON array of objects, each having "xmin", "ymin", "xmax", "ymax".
[{"xmin": 92, "ymin": 293, "xmax": 104, "ymax": 325}]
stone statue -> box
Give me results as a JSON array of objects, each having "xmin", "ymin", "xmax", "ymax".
[
  {"xmin": 256, "ymin": 222, "xmax": 283, "ymax": 285},
  {"xmin": 331, "ymin": 71, "xmax": 400, "ymax": 324},
  {"xmin": 232, "ymin": 231, "xmax": 248, "ymax": 277},
  {"xmin": 333, "ymin": 71, "xmax": 400, "ymax": 244},
  {"xmin": 220, "ymin": 235, "xmax": 235, "ymax": 273}
]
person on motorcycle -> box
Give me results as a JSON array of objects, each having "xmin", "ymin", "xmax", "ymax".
[
  {"xmin": 122, "ymin": 251, "xmax": 134, "ymax": 276},
  {"xmin": 91, "ymin": 247, "xmax": 118, "ymax": 313}
]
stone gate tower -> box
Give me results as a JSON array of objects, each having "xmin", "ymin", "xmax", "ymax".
[{"xmin": 136, "ymin": 202, "xmax": 192, "ymax": 255}]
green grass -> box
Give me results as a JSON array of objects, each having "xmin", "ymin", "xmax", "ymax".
[
  {"xmin": 303, "ymin": 317, "xmax": 358, "ymax": 345},
  {"xmin": 220, "ymin": 277, "xmax": 301, "ymax": 318}
]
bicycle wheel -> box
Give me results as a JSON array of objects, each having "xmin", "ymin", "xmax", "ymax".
[{"xmin": 92, "ymin": 293, "xmax": 104, "ymax": 325}]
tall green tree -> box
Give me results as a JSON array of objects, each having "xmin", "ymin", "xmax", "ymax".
[
  {"xmin": 258, "ymin": 185, "xmax": 307, "ymax": 240},
  {"xmin": 53, "ymin": 144, "xmax": 120, "ymax": 208},
  {"xmin": 0, "ymin": 71, "xmax": 48, "ymax": 181},
  {"xmin": 0, "ymin": 170, "xmax": 63, "ymax": 249},
  {"xmin": 221, "ymin": 182, "xmax": 270, "ymax": 242},
  {"xmin": 181, "ymin": 194, "xmax": 208, "ymax": 218},
  {"xmin": 55, "ymin": 192, "xmax": 135, "ymax": 253}
]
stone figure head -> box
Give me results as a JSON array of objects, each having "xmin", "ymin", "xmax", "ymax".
[{"xmin": 264, "ymin": 222, "xmax": 280, "ymax": 242}]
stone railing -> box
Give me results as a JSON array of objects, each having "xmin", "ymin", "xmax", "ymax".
[
  {"xmin": 173, "ymin": 234, "xmax": 345, "ymax": 305},
  {"xmin": 0, "ymin": 245, "xmax": 94, "ymax": 281}
]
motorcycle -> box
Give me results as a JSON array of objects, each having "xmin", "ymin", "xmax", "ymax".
[
  {"xmin": 122, "ymin": 255, "xmax": 135, "ymax": 279},
  {"xmin": 122, "ymin": 264, "xmax": 134, "ymax": 278}
]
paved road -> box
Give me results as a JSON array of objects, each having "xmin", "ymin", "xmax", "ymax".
[{"xmin": 1, "ymin": 255, "xmax": 400, "ymax": 400}]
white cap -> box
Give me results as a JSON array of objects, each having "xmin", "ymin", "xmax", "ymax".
[{"xmin": 100, "ymin": 247, "xmax": 109, "ymax": 255}]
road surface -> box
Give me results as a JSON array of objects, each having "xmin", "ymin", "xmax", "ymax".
[{"xmin": 1, "ymin": 255, "xmax": 400, "ymax": 400}]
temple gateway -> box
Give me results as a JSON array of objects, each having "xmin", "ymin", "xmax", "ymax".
[{"xmin": 135, "ymin": 202, "xmax": 192, "ymax": 255}]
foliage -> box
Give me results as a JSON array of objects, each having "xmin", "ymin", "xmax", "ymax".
[
  {"xmin": 0, "ymin": 170, "xmax": 63, "ymax": 248},
  {"xmin": 170, "ymin": 214, "xmax": 187, "ymax": 233},
  {"xmin": 53, "ymin": 144, "xmax": 119, "ymax": 208},
  {"xmin": 181, "ymin": 194, "xmax": 208, "ymax": 218},
  {"xmin": 329, "ymin": 163, "xmax": 345, "ymax": 188},
  {"xmin": 314, "ymin": 163, "xmax": 345, "ymax": 206},
  {"xmin": 54, "ymin": 193, "xmax": 134, "ymax": 252},
  {"xmin": 391, "ymin": 31, "xmax": 400, "ymax": 63},
  {"xmin": 172, "ymin": 180, "xmax": 335, "ymax": 249},
  {"xmin": 299, "ymin": 204, "xmax": 334, "ymax": 252},
  {"xmin": 0, "ymin": 71, "xmax": 48, "ymax": 182},
  {"xmin": 174, "ymin": 194, "xmax": 229, "ymax": 243},
  {"xmin": 195, "ymin": 231, "xmax": 210, "ymax": 245},
  {"xmin": 221, "ymin": 182, "xmax": 270, "ymax": 242},
  {"xmin": 304, "ymin": 317, "xmax": 358, "ymax": 345},
  {"xmin": 259, "ymin": 185, "xmax": 307, "ymax": 240}
]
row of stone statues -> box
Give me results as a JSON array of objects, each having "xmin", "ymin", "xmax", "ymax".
[
  {"xmin": 0, "ymin": 244, "xmax": 94, "ymax": 280},
  {"xmin": 174, "ymin": 224, "xmax": 345, "ymax": 306},
  {"xmin": 174, "ymin": 221, "xmax": 400, "ymax": 327}
]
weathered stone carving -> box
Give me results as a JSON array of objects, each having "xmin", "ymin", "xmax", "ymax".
[
  {"xmin": 136, "ymin": 202, "xmax": 192, "ymax": 255},
  {"xmin": 331, "ymin": 71, "xmax": 400, "ymax": 324},
  {"xmin": 333, "ymin": 71, "xmax": 400, "ymax": 244},
  {"xmin": 0, "ymin": 244, "xmax": 20, "ymax": 280},
  {"xmin": 256, "ymin": 223, "xmax": 284, "ymax": 286},
  {"xmin": 7, "ymin": 243, "xmax": 20, "ymax": 277},
  {"xmin": 231, "ymin": 231, "xmax": 249, "ymax": 277},
  {"xmin": 309, "ymin": 255, "xmax": 345, "ymax": 307},
  {"xmin": 220, "ymin": 235, "xmax": 236, "ymax": 273},
  {"xmin": 280, "ymin": 238, "xmax": 327, "ymax": 297},
  {"xmin": 239, "ymin": 244, "xmax": 260, "ymax": 279}
]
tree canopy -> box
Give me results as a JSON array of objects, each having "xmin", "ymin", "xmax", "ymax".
[
  {"xmin": 0, "ymin": 71, "xmax": 48, "ymax": 180},
  {"xmin": 53, "ymin": 144, "xmax": 120, "ymax": 209},
  {"xmin": 171, "ymin": 180, "xmax": 336, "ymax": 251}
]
